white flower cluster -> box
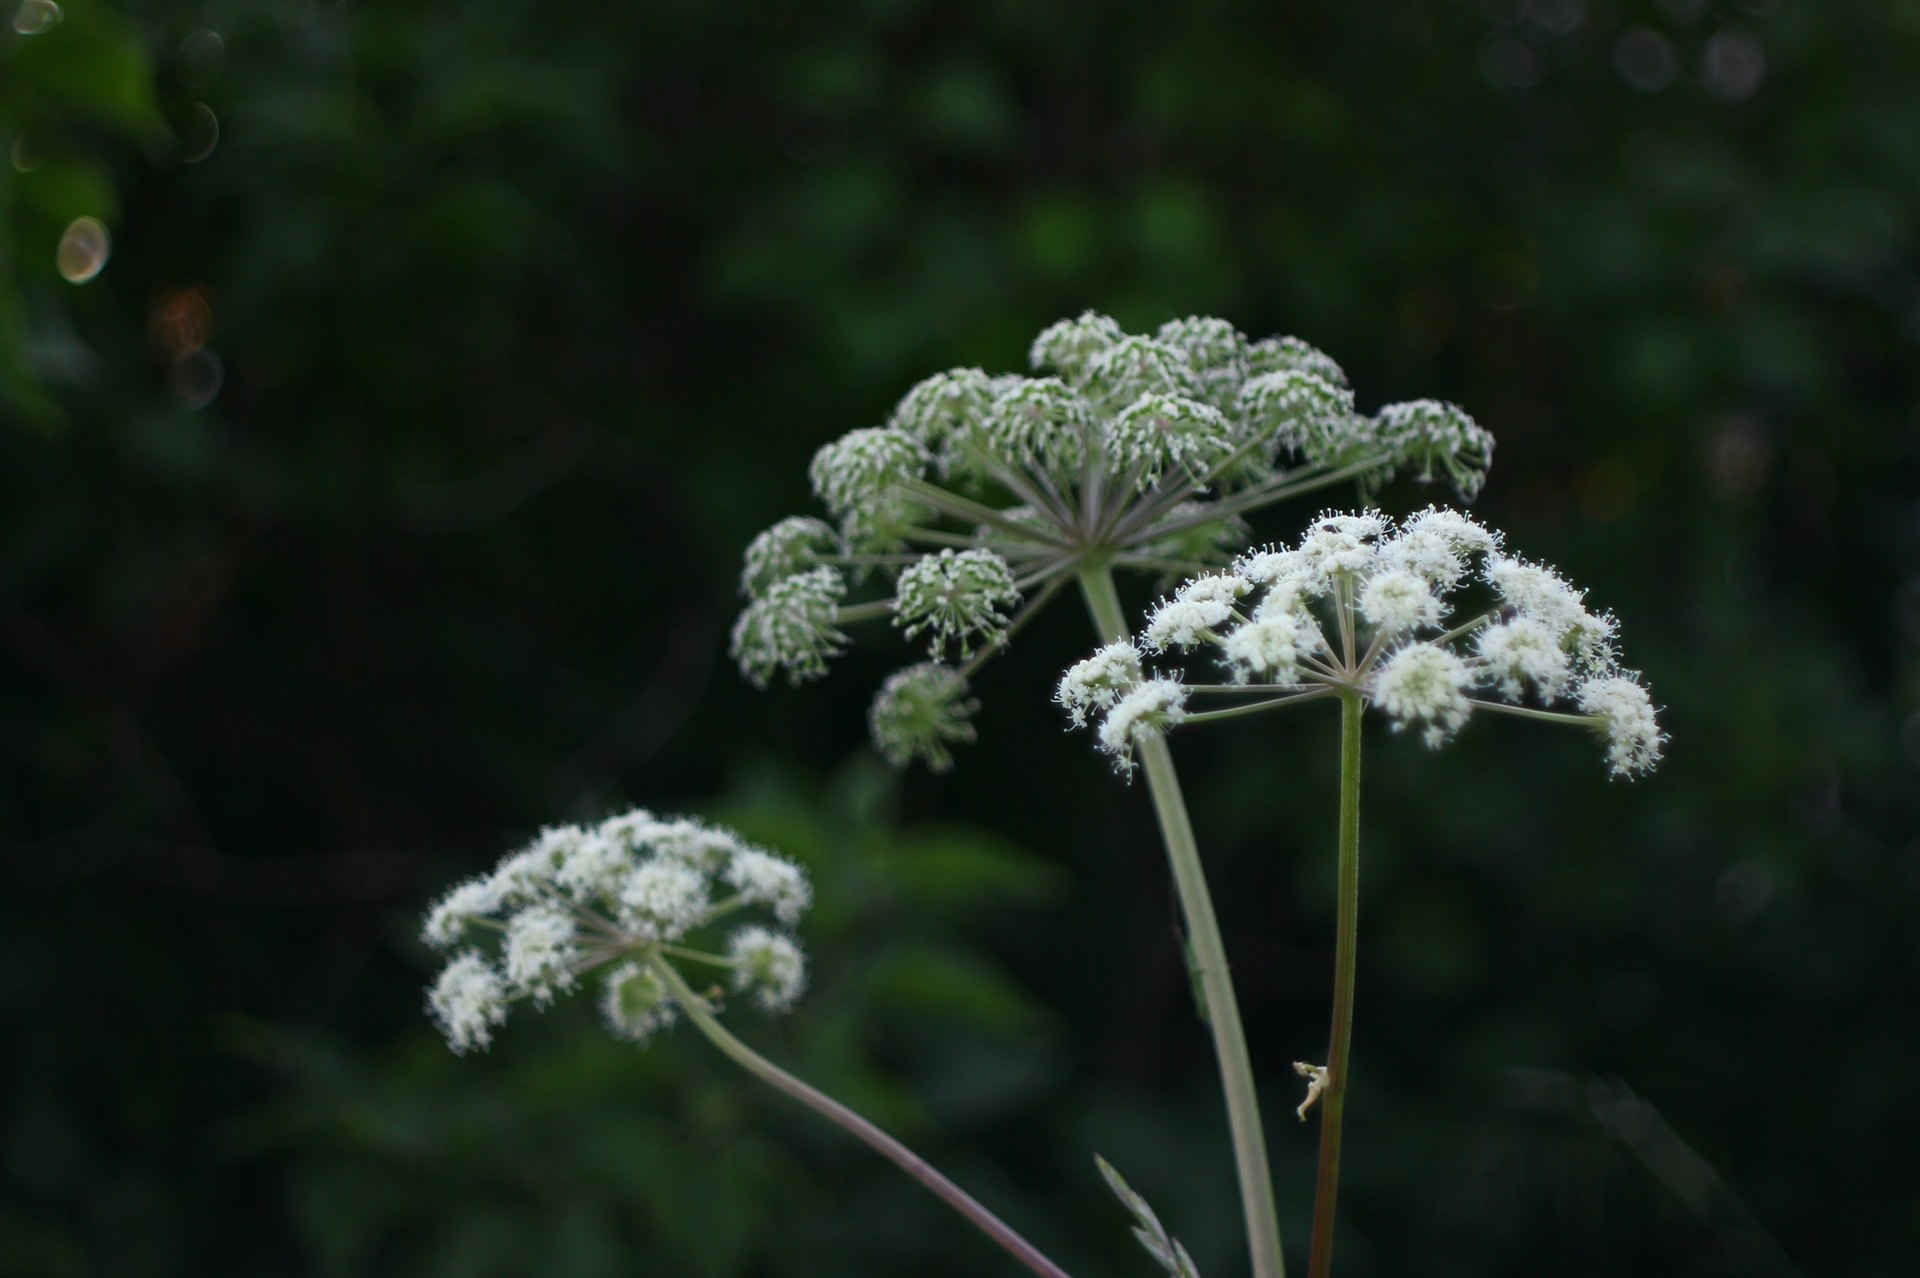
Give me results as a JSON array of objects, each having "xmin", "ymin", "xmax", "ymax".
[
  {"xmin": 422, "ymin": 808, "xmax": 812, "ymax": 1054},
  {"xmin": 731, "ymin": 567, "xmax": 848, "ymax": 690},
  {"xmin": 892, "ymin": 548, "xmax": 1020, "ymax": 658},
  {"xmin": 1059, "ymin": 507, "xmax": 1663, "ymax": 776},
  {"xmin": 736, "ymin": 313, "xmax": 1500, "ymax": 770}
]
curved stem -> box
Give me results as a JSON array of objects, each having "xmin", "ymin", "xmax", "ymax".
[
  {"xmin": 649, "ymin": 957, "xmax": 1075, "ymax": 1278},
  {"xmin": 1306, "ymin": 693, "xmax": 1364, "ymax": 1278},
  {"xmin": 1077, "ymin": 564, "xmax": 1287, "ymax": 1278}
]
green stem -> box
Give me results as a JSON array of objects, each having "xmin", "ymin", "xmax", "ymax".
[
  {"xmin": 835, "ymin": 599, "xmax": 896, "ymax": 625},
  {"xmin": 1182, "ymin": 688, "xmax": 1338, "ymax": 726},
  {"xmin": 1077, "ymin": 563, "xmax": 1287, "ymax": 1278},
  {"xmin": 902, "ymin": 479, "xmax": 1073, "ymax": 547},
  {"xmin": 658, "ymin": 943, "xmax": 736, "ymax": 968},
  {"xmin": 649, "ymin": 957, "xmax": 1075, "ymax": 1278},
  {"xmin": 957, "ymin": 572, "xmax": 1070, "ymax": 680},
  {"xmin": 1306, "ymin": 693, "xmax": 1364, "ymax": 1278},
  {"xmin": 1123, "ymin": 458, "xmax": 1380, "ymax": 544},
  {"xmin": 1468, "ymin": 699, "xmax": 1598, "ymax": 728}
]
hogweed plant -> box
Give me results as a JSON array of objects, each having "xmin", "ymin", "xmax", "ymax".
[
  {"xmin": 419, "ymin": 313, "xmax": 1660, "ymax": 1278},
  {"xmin": 1060, "ymin": 506, "xmax": 1662, "ymax": 1278},
  {"xmin": 728, "ymin": 313, "xmax": 1492, "ymax": 1278},
  {"xmin": 730, "ymin": 310, "xmax": 1496, "ymax": 764},
  {"xmin": 421, "ymin": 808, "xmax": 1075, "ymax": 1278}
]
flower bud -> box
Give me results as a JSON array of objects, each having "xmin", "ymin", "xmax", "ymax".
[
  {"xmin": 428, "ymin": 951, "xmax": 510, "ymax": 1053},
  {"xmin": 1030, "ymin": 310, "xmax": 1123, "ymax": 382},
  {"xmin": 869, "ymin": 662, "xmax": 979, "ymax": 772},
  {"xmin": 601, "ymin": 962, "xmax": 676, "ymax": 1043},
  {"xmin": 1247, "ymin": 334, "xmax": 1348, "ymax": 386},
  {"xmin": 730, "ymin": 566, "xmax": 848, "ymax": 688},
  {"xmin": 503, "ymin": 905, "xmax": 579, "ymax": 1005},
  {"xmin": 1097, "ymin": 677, "xmax": 1189, "ymax": 769},
  {"xmin": 740, "ymin": 516, "xmax": 839, "ymax": 598},
  {"xmin": 892, "ymin": 548, "xmax": 1020, "ymax": 658},
  {"xmin": 1578, "ymin": 674, "xmax": 1664, "ymax": 777},
  {"xmin": 1371, "ymin": 642, "xmax": 1472, "ymax": 745},
  {"xmin": 1374, "ymin": 399, "xmax": 1495, "ymax": 500},
  {"xmin": 728, "ymin": 926, "xmax": 808, "ymax": 1012},
  {"xmin": 1106, "ymin": 393, "xmax": 1235, "ymax": 487}
]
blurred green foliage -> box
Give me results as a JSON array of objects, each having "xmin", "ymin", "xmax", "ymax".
[{"xmin": 2, "ymin": 1, "xmax": 1917, "ymax": 1276}]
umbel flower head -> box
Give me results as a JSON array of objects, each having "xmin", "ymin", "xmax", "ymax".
[
  {"xmin": 421, "ymin": 809, "xmax": 811, "ymax": 1053},
  {"xmin": 1059, "ymin": 506, "xmax": 1663, "ymax": 777},
  {"xmin": 734, "ymin": 312, "xmax": 1498, "ymax": 770}
]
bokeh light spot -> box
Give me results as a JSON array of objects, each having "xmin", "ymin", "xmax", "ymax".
[
  {"xmin": 168, "ymin": 349, "xmax": 224, "ymax": 410},
  {"xmin": 177, "ymin": 29, "xmax": 226, "ymax": 87},
  {"xmin": 11, "ymin": 0, "xmax": 61, "ymax": 34},
  {"xmin": 180, "ymin": 103, "xmax": 220, "ymax": 163},
  {"xmin": 1525, "ymin": 0, "xmax": 1584, "ymax": 37},
  {"xmin": 1702, "ymin": 29, "xmax": 1766, "ymax": 101},
  {"xmin": 152, "ymin": 285, "xmax": 216, "ymax": 359},
  {"xmin": 1614, "ymin": 28, "xmax": 1678, "ymax": 92},
  {"xmin": 55, "ymin": 217, "xmax": 111, "ymax": 284}
]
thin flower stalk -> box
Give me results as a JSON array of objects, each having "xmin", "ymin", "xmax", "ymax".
[
  {"xmin": 1062, "ymin": 506, "xmax": 1665, "ymax": 1278},
  {"xmin": 649, "ymin": 958, "xmax": 1076, "ymax": 1278},
  {"xmin": 420, "ymin": 809, "xmax": 1075, "ymax": 1278},
  {"xmin": 1307, "ymin": 693, "xmax": 1362, "ymax": 1278},
  {"xmin": 1081, "ymin": 563, "xmax": 1287, "ymax": 1278},
  {"xmin": 737, "ymin": 316, "xmax": 1500, "ymax": 1276},
  {"xmin": 420, "ymin": 809, "xmax": 818, "ymax": 1053}
]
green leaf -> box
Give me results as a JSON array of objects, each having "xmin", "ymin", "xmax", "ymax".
[
  {"xmin": 888, "ymin": 823, "xmax": 1069, "ymax": 911},
  {"xmin": 865, "ymin": 943, "xmax": 1041, "ymax": 1033},
  {"xmin": 1095, "ymin": 1155, "xmax": 1203, "ymax": 1278}
]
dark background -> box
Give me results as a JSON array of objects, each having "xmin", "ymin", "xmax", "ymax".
[{"xmin": 3, "ymin": 2, "xmax": 1917, "ymax": 1275}]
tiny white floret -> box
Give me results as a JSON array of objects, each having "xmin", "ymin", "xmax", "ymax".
[
  {"xmin": 552, "ymin": 829, "xmax": 628, "ymax": 900},
  {"xmin": 726, "ymin": 849, "xmax": 812, "ymax": 927},
  {"xmin": 423, "ymin": 877, "xmax": 504, "ymax": 951},
  {"xmin": 618, "ymin": 861, "xmax": 711, "ymax": 942},
  {"xmin": 1057, "ymin": 641, "xmax": 1145, "ymax": 727},
  {"xmin": 503, "ymin": 904, "xmax": 580, "ymax": 1006},
  {"xmin": 1370, "ymin": 642, "xmax": 1472, "ymax": 746},
  {"xmin": 644, "ymin": 817, "xmax": 744, "ymax": 872},
  {"xmin": 1143, "ymin": 597, "xmax": 1232, "ymax": 653},
  {"xmin": 1358, "ymin": 569, "xmax": 1444, "ymax": 637},
  {"xmin": 1097, "ymin": 677, "xmax": 1189, "ymax": 768},
  {"xmin": 1222, "ymin": 616, "xmax": 1305, "ymax": 684},
  {"xmin": 1476, "ymin": 616, "xmax": 1571, "ymax": 701},
  {"xmin": 1578, "ymin": 674, "xmax": 1664, "ymax": 778},
  {"xmin": 728, "ymin": 926, "xmax": 808, "ymax": 1013},
  {"xmin": 428, "ymin": 951, "xmax": 510, "ymax": 1053}
]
